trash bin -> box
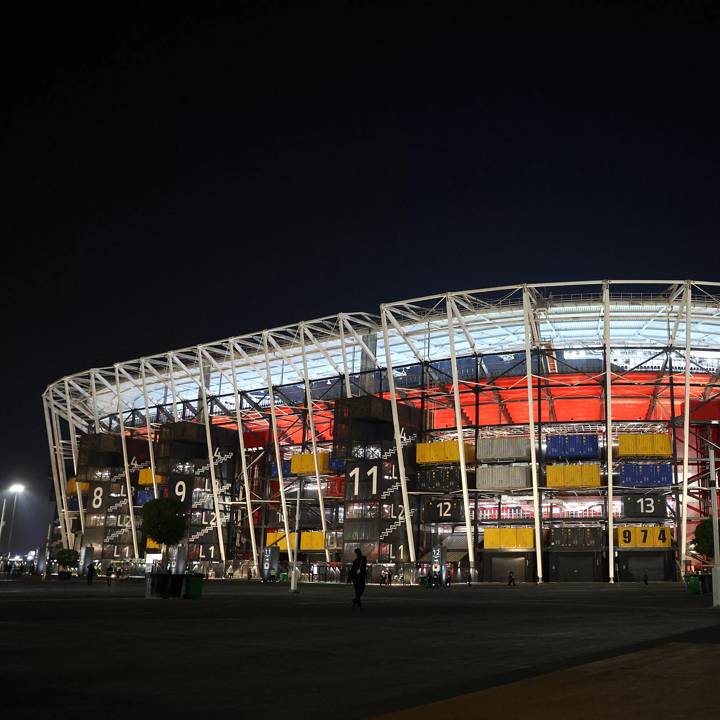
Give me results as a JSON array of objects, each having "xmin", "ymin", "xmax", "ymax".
[
  {"xmin": 183, "ymin": 573, "xmax": 204, "ymax": 599},
  {"xmin": 686, "ymin": 574, "xmax": 702, "ymax": 595},
  {"xmin": 279, "ymin": 572, "xmax": 288, "ymax": 582}
]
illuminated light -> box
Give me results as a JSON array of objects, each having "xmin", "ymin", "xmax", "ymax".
[{"xmin": 8, "ymin": 483, "xmax": 24, "ymax": 493}]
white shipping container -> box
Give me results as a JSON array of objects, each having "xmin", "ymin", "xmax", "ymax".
[
  {"xmin": 476, "ymin": 437, "xmax": 533, "ymax": 462},
  {"xmin": 476, "ymin": 464, "xmax": 533, "ymax": 490}
]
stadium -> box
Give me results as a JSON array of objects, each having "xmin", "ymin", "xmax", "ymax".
[{"xmin": 42, "ymin": 279, "xmax": 720, "ymax": 584}]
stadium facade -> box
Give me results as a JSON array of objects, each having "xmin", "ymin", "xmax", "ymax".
[{"xmin": 43, "ymin": 280, "xmax": 720, "ymax": 582}]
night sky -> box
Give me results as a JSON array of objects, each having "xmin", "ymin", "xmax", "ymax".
[{"xmin": 3, "ymin": 4, "xmax": 719, "ymax": 551}]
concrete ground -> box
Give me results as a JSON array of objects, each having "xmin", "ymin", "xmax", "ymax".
[{"xmin": 0, "ymin": 578, "xmax": 718, "ymax": 719}]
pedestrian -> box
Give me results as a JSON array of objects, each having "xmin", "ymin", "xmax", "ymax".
[
  {"xmin": 507, "ymin": 571, "xmax": 516, "ymax": 587},
  {"xmin": 87, "ymin": 562, "xmax": 96, "ymax": 585},
  {"xmin": 643, "ymin": 570, "xmax": 649, "ymax": 586},
  {"xmin": 247, "ymin": 567, "xmax": 252, "ymax": 582},
  {"xmin": 380, "ymin": 568, "xmax": 387, "ymax": 586},
  {"xmin": 4, "ymin": 560, "xmax": 11, "ymax": 578},
  {"xmin": 106, "ymin": 564, "xmax": 114, "ymax": 587},
  {"xmin": 347, "ymin": 547, "xmax": 367, "ymax": 609}
]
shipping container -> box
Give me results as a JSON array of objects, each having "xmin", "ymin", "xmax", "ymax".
[
  {"xmin": 137, "ymin": 468, "xmax": 166, "ymax": 486},
  {"xmin": 616, "ymin": 525, "xmax": 672, "ymax": 548},
  {"xmin": 547, "ymin": 526, "xmax": 603, "ymax": 548},
  {"xmin": 416, "ymin": 440, "xmax": 475, "ymax": 465},
  {"xmin": 618, "ymin": 463, "xmax": 673, "ymax": 487},
  {"xmin": 483, "ymin": 527, "xmax": 534, "ymax": 549},
  {"xmin": 290, "ymin": 452, "xmax": 331, "ymax": 476},
  {"xmin": 67, "ymin": 479, "xmax": 89, "ymax": 494},
  {"xmin": 268, "ymin": 459, "xmax": 292, "ymax": 478},
  {"xmin": 476, "ymin": 437, "xmax": 532, "ymax": 462},
  {"xmin": 266, "ymin": 530, "xmax": 326, "ymax": 552},
  {"xmin": 617, "ymin": 433, "xmax": 672, "ymax": 458},
  {"xmin": 418, "ymin": 466, "xmax": 462, "ymax": 492},
  {"xmin": 476, "ymin": 464, "xmax": 533, "ymax": 490},
  {"xmin": 545, "ymin": 434, "xmax": 599, "ymax": 460},
  {"xmin": 546, "ymin": 463, "xmax": 601, "ymax": 488}
]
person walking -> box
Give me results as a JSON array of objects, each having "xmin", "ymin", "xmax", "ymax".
[
  {"xmin": 507, "ymin": 571, "xmax": 516, "ymax": 587},
  {"xmin": 347, "ymin": 547, "xmax": 367, "ymax": 609},
  {"xmin": 106, "ymin": 564, "xmax": 114, "ymax": 587},
  {"xmin": 643, "ymin": 570, "xmax": 649, "ymax": 586},
  {"xmin": 86, "ymin": 562, "xmax": 96, "ymax": 585}
]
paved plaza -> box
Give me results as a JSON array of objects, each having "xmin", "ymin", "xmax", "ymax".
[{"xmin": 1, "ymin": 578, "xmax": 718, "ymax": 718}]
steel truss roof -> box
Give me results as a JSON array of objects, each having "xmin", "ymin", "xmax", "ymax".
[{"xmin": 44, "ymin": 280, "xmax": 720, "ymax": 429}]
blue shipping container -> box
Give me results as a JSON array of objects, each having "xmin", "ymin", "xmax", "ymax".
[
  {"xmin": 619, "ymin": 463, "xmax": 673, "ymax": 487},
  {"xmin": 546, "ymin": 435, "xmax": 599, "ymax": 460},
  {"xmin": 136, "ymin": 488, "xmax": 155, "ymax": 505},
  {"xmin": 269, "ymin": 459, "xmax": 292, "ymax": 478},
  {"xmin": 328, "ymin": 457, "xmax": 346, "ymax": 473}
]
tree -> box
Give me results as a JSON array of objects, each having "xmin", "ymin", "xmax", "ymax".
[
  {"xmin": 55, "ymin": 548, "xmax": 79, "ymax": 569},
  {"xmin": 693, "ymin": 518, "xmax": 720, "ymax": 558},
  {"xmin": 141, "ymin": 497, "xmax": 188, "ymax": 547}
]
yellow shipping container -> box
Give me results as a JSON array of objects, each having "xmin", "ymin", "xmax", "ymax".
[
  {"xmin": 67, "ymin": 479, "xmax": 89, "ymax": 494},
  {"xmin": 138, "ymin": 468, "xmax": 166, "ymax": 486},
  {"xmin": 515, "ymin": 528, "xmax": 535, "ymax": 549},
  {"xmin": 483, "ymin": 527, "xmax": 502, "ymax": 549},
  {"xmin": 617, "ymin": 525, "xmax": 636, "ymax": 547},
  {"xmin": 618, "ymin": 433, "xmax": 672, "ymax": 458},
  {"xmin": 578, "ymin": 464, "xmax": 601, "ymax": 487},
  {"xmin": 546, "ymin": 465, "xmax": 567, "ymax": 487},
  {"xmin": 651, "ymin": 526, "xmax": 672, "ymax": 547},
  {"xmin": 500, "ymin": 528, "xmax": 518, "ymax": 549},
  {"xmin": 416, "ymin": 441, "xmax": 474, "ymax": 465},
  {"xmin": 290, "ymin": 452, "xmax": 330, "ymax": 476},
  {"xmin": 266, "ymin": 530, "xmax": 326, "ymax": 552}
]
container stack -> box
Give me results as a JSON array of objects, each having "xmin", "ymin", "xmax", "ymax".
[
  {"xmin": 476, "ymin": 436, "xmax": 533, "ymax": 491},
  {"xmin": 616, "ymin": 433, "xmax": 673, "ymax": 488},
  {"xmin": 544, "ymin": 434, "xmax": 602, "ymax": 488}
]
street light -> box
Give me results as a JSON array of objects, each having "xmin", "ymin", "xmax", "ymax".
[{"xmin": 0, "ymin": 484, "xmax": 24, "ymax": 556}]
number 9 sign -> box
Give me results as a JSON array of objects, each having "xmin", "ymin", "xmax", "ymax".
[{"xmin": 172, "ymin": 480, "xmax": 190, "ymax": 505}]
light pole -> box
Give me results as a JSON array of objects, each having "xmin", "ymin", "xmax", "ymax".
[{"xmin": 4, "ymin": 484, "xmax": 24, "ymax": 557}]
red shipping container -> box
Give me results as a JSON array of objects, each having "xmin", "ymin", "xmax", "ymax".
[{"xmin": 325, "ymin": 476, "xmax": 345, "ymax": 497}]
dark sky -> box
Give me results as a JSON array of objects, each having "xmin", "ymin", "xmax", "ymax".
[{"xmin": 2, "ymin": 3, "xmax": 719, "ymax": 551}]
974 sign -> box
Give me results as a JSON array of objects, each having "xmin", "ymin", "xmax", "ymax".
[{"xmin": 622, "ymin": 494, "xmax": 666, "ymax": 518}]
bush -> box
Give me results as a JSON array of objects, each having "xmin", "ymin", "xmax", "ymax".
[
  {"xmin": 141, "ymin": 497, "xmax": 188, "ymax": 547},
  {"xmin": 693, "ymin": 518, "xmax": 720, "ymax": 558},
  {"xmin": 55, "ymin": 548, "xmax": 79, "ymax": 569}
]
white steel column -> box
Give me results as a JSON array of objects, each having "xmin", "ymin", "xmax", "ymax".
[
  {"xmin": 196, "ymin": 349, "xmax": 226, "ymax": 564},
  {"xmin": 64, "ymin": 379, "xmax": 84, "ymax": 534},
  {"xmin": 114, "ymin": 365, "xmax": 139, "ymax": 559},
  {"xmin": 522, "ymin": 287, "xmax": 543, "ymax": 582},
  {"xmin": 43, "ymin": 395, "xmax": 69, "ymax": 548},
  {"xmin": 300, "ymin": 325, "xmax": 331, "ymax": 563},
  {"xmin": 168, "ymin": 353, "xmax": 180, "ymax": 422},
  {"xmin": 51, "ymin": 405, "xmax": 73, "ymax": 545},
  {"xmin": 446, "ymin": 296, "xmax": 475, "ymax": 572},
  {"xmin": 380, "ymin": 306, "xmax": 416, "ymax": 563},
  {"xmin": 228, "ymin": 343, "xmax": 259, "ymax": 575},
  {"xmin": 338, "ymin": 314, "xmax": 353, "ymax": 398},
  {"xmin": 603, "ymin": 282, "xmax": 615, "ymax": 583},
  {"xmin": 262, "ymin": 333, "xmax": 295, "ymax": 565},
  {"xmin": 709, "ymin": 443, "xmax": 720, "ymax": 608},
  {"xmin": 680, "ymin": 282, "xmax": 692, "ymax": 575},
  {"xmin": 140, "ymin": 361, "xmax": 159, "ymax": 499},
  {"xmin": 90, "ymin": 370, "xmax": 101, "ymax": 433}
]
